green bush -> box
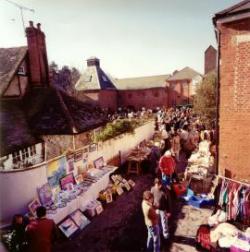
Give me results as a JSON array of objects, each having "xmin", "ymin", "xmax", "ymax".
[{"xmin": 94, "ymin": 119, "xmax": 143, "ymax": 142}]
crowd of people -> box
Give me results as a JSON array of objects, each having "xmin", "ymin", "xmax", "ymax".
[{"xmin": 141, "ymin": 107, "xmax": 216, "ymax": 252}]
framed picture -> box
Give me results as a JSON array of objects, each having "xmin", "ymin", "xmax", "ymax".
[
  {"xmin": 106, "ymin": 190, "xmax": 113, "ymax": 203},
  {"xmin": 116, "ymin": 185, "xmax": 124, "ymax": 195},
  {"xmin": 89, "ymin": 143, "xmax": 97, "ymax": 153},
  {"xmin": 82, "ymin": 146, "xmax": 89, "ymax": 153},
  {"xmin": 28, "ymin": 198, "xmax": 41, "ymax": 216},
  {"xmin": 66, "ymin": 154, "xmax": 75, "ymax": 174},
  {"xmin": 93, "ymin": 156, "xmax": 104, "ymax": 169},
  {"xmin": 128, "ymin": 179, "xmax": 136, "ymax": 187},
  {"xmin": 95, "ymin": 204, "xmax": 103, "ymax": 215},
  {"xmin": 70, "ymin": 209, "xmax": 90, "ymax": 230},
  {"xmin": 60, "ymin": 173, "xmax": 76, "ymax": 191},
  {"xmin": 58, "ymin": 217, "xmax": 79, "ymax": 238},
  {"xmin": 74, "ymin": 174, "xmax": 84, "ymax": 185},
  {"xmin": 74, "ymin": 150, "xmax": 83, "ymax": 162},
  {"xmin": 37, "ymin": 183, "xmax": 53, "ymax": 206},
  {"xmin": 123, "ymin": 181, "xmax": 131, "ymax": 191}
]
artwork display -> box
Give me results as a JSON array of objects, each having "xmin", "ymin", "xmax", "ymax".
[
  {"xmin": 70, "ymin": 210, "xmax": 90, "ymax": 230},
  {"xmin": 93, "ymin": 156, "xmax": 104, "ymax": 169},
  {"xmin": 28, "ymin": 198, "xmax": 41, "ymax": 216},
  {"xmin": 60, "ymin": 173, "xmax": 76, "ymax": 191},
  {"xmin": 47, "ymin": 157, "xmax": 67, "ymax": 188},
  {"xmin": 89, "ymin": 143, "xmax": 97, "ymax": 152},
  {"xmin": 37, "ymin": 183, "xmax": 53, "ymax": 206},
  {"xmin": 58, "ymin": 217, "xmax": 79, "ymax": 238},
  {"xmin": 74, "ymin": 150, "xmax": 83, "ymax": 162}
]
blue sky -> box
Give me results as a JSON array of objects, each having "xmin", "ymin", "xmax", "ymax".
[{"xmin": 0, "ymin": 0, "xmax": 240, "ymax": 78}]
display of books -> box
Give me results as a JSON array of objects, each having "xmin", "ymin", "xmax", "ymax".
[
  {"xmin": 58, "ymin": 217, "xmax": 79, "ymax": 238},
  {"xmin": 70, "ymin": 209, "xmax": 90, "ymax": 230}
]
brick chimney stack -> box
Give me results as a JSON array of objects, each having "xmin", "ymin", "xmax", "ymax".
[
  {"xmin": 26, "ymin": 21, "xmax": 49, "ymax": 86},
  {"xmin": 87, "ymin": 57, "xmax": 100, "ymax": 67}
]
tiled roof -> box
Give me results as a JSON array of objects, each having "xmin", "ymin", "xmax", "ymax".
[
  {"xmin": 167, "ymin": 67, "xmax": 201, "ymax": 81},
  {"xmin": 25, "ymin": 87, "xmax": 107, "ymax": 135},
  {"xmin": 114, "ymin": 74, "xmax": 170, "ymax": 90},
  {"xmin": 75, "ymin": 65, "xmax": 116, "ymax": 91},
  {"xmin": 0, "ymin": 100, "xmax": 40, "ymax": 157},
  {"xmin": 0, "ymin": 86, "xmax": 107, "ymax": 156},
  {"xmin": 0, "ymin": 47, "xmax": 27, "ymax": 96},
  {"xmin": 214, "ymin": 0, "xmax": 250, "ymax": 18}
]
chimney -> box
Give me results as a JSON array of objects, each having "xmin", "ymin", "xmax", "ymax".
[
  {"xmin": 25, "ymin": 21, "xmax": 49, "ymax": 87},
  {"xmin": 87, "ymin": 57, "xmax": 100, "ymax": 67}
]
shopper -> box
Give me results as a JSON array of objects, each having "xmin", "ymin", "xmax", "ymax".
[
  {"xmin": 151, "ymin": 178, "xmax": 171, "ymax": 239},
  {"xmin": 142, "ymin": 191, "xmax": 160, "ymax": 252},
  {"xmin": 159, "ymin": 150, "xmax": 176, "ymax": 187},
  {"xmin": 26, "ymin": 206, "xmax": 57, "ymax": 252}
]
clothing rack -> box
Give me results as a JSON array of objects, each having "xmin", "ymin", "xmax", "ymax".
[{"xmin": 217, "ymin": 174, "xmax": 250, "ymax": 187}]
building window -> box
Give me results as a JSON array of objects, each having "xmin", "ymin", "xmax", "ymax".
[
  {"xmin": 13, "ymin": 151, "xmax": 21, "ymax": 163},
  {"xmin": 22, "ymin": 148, "xmax": 29, "ymax": 160},
  {"xmin": 30, "ymin": 145, "xmax": 36, "ymax": 156},
  {"xmin": 18, "ymin": 66, "xmax": 26, "ymax": 75}
]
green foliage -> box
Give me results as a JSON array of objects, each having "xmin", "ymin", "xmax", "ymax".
[
  {"xmin": 193, "ymin": 72, "xmax": 217, "ymax": 127},
  {"xmin": 94, "ymin": 119, "xmax": 143, "ymax": 142}
]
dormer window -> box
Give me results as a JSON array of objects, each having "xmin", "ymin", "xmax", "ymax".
[{"xmin": 18, "ymin": 66, "xmax": 26, "ymax": 75}]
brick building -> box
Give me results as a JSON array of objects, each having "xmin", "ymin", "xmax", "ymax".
[
  {"xmin": 213, "ymin": 0, "xmax": 250, "ymax": 182},
  {"xmin": 204, "ymin": 45, "xmax": 217, "ymax": 74},
  {"xmin": 75, "ymin": 59, "xmax": 202, "ymax": 110}
]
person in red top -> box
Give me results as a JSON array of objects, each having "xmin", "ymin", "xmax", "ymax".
[
  {"xmin": 159, "ymin": 150, "xmax": 176, "ymax": 187},
  {"xmin": 26, "ymin": 206, "xmax": 56, "ymax": 252}
]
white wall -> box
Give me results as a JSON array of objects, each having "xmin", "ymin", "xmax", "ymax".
[{"xmin": 0, "ymin": 121, "xmax": 154, "ymax": 225}]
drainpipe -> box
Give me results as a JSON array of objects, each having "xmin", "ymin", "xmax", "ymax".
[{"xmin": 214, "ymin": 25, "xmax": 221, "ymax": 176}]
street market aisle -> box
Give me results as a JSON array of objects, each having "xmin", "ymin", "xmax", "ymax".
[
  {"xmin": 53, "ymin": 173, "xmax": 213, "ymax": 252},
  {"xmin": 53, "ymin": 174, "xmax": 154, "ymax": 252}
]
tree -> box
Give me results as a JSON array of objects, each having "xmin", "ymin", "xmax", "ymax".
[
  {"xmin": 49, "ymin": 62, "xmax": 80, "ymax": 96},
  {"xmin": 193, "ymin": 72, "xmax": 217, "ymax": 128}
]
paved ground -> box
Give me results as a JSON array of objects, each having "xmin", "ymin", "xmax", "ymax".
[{"xmin": 52, "ymin": 170, "xmax": 213, "ymax": 252}]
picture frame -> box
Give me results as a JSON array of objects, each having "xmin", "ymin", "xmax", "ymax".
[
  {"xmin": 124, "ymin": 181, "xmax": 131, "ymax": 191},
  {"xmin": 95, "ymin": 204, "xmax": 103, "ymax": 215},
  {"xmin": 58, "ymin": 217, "xmax": 79, "ymax": 238},
  {"xmin": 128, "ymin": 179, "xmax": 136, "ymax": 187},
  {"xmin": 89, "ymin": 143, "xmax": 97, "ymax": 153},
  {"xmin": 74, "ymin": 150, "xmax": 83, "ymax": 162},
  {"xmin": 93, "ymin": 156, "xmax": 104, "ymax": 169},
  {"xmin": 60, "ymin": 173, "xmax": 76, "ymax": 191},
  {"xmin": 74, "ymin": 174, "xmax": 84, "ymax": 185},
  {"xmin": 37, "ymin": 183, "xmax": 53, "ymax": 206},
  {"xmin": 70, "ymin": 209, "xmax": 90, "ymax": 230},
  {"xmin": 28, "ymin": 198, "xmax": 41, "ymax": 216},
  {"xmin": 116, "ymin": 185, "xmax": 124, "ymax": 195},
  {"xmin": 105, "ymin": 190, "xmax": 113, "ymax": 203}
]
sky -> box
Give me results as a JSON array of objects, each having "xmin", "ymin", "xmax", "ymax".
[{"xmin": 0, "ymin": 0, "xmax": 240, "ymax": 78}]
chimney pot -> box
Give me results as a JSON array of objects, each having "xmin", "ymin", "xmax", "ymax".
[
  {"xmin": 37, "ymin": 23, "xmax": 41, "ymax": 30},
  {"xmin": 29, "ymin": 21, "xmax": 34, "ymax": 27}
]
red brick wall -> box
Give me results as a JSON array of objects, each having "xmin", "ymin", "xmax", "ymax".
[
  {"xmin": 26, "ymin": 22, "xmax": 49, "ymax": 86},
  {"xmin": 205, "ymin": 46, "xmax": 217, "ymax": 74},
  {"xmin": 168, "ymin": 80, "xmax": 191, "ymax": 106},
  {"xmin": 218, "ymin": 18, "xmax": 250, "ymax": 182},
  {"xmin": 118, "ymin": 88, "xmax": 168, "ymax": 109},
  {"xmin": 99, "ymin": 90, "xmax": 118, "ymax": 111}
]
